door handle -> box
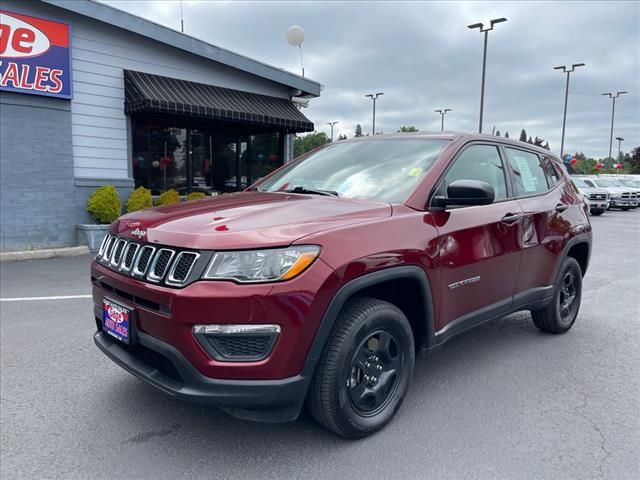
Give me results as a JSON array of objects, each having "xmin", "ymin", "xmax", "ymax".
[
  {"xmin": 501, "ymin": 213, "xmax": 522, "ymax": 225},
  {"xmin": 555, "ymin": 203, "xmax": 569, "ymax": 213}
]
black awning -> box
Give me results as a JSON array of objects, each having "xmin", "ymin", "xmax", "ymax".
[{"xmin": 124, "ymin": 70, "xmax": 314, "ymax": 133}]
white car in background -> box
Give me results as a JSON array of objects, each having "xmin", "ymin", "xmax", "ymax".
[
  {"xmin": 578, "ymin": 176, "xmax": 637, "ymax": 210},
  {"xmin": 571, "ymin": 177, "xmax": 610, "ymax": 215}
]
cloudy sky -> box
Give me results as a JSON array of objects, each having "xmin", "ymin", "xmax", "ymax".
[{"xmin": 102, "ymin": 0, "xmax": 639, "ymax": 159}]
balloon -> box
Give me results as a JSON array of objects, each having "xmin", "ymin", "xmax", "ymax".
[
  {"xmin": 257, "ymin": 154, "xmax": 265, "ymax": 161},
  {"xmin": 268, "ymin": 154, "xmax": 278, "ymax": 162},
  {"xmin": 152, "ymin": 160, "xmax": 160, "ymax": 168},
  {"xmin": 565, "ymin": 154, "xmax": 573, "ymax": 160},
  {"xmin": 595, "ymin": 162, "xmax": 603, "ymax": 170},
  {"xmin": 286, "ymin": 26, "xmax": 305, "ymax": 46},
  {"xmin": 570, "ymin": 158, "xmax": 577, "ymax": 165}
]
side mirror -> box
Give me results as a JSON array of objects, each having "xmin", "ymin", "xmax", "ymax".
[{"xmin": 441, "ymin": 179, "xmax": 495, "ymax": 207}]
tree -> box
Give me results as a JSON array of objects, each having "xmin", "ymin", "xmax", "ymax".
[
  {"xmin": 528, "ymin": 136, "xmax": 533, "ymax": 144},
  {"xmin": 495, "ymin": 130, "xmax": 501, "ymax": 136},
  {"xmin": 543, "ymin": 141, "xmax": 550, "ymax": 150},
  {"xmin": 519, "ymin": 129, "xmax": 527, "ymax": 142},
  {"xmin": 294, "ymin": 131, "xmax": 330, "ymax": 157},
  {"xmin": 397, "ymin": 126, "xmax": 419, "ymax": 132},
  {"xmin": 504, "ymin": 132, "xmax": 509, "ymax": 138},
  {"xmin": 354, "ymin": 124, "xmax": 363, "ymax": 137},
  {"xmin": 337, "ymin": 134, "xmax": 347, "ymax": 141}
]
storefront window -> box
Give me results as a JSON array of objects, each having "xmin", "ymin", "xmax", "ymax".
[
  {"xmin": 132, "ymin": 123, "xmax": 187, "ymax": 195},
  {"xmin": 132, "ymin": 118, "xmax": 283, "ymax": 195}
]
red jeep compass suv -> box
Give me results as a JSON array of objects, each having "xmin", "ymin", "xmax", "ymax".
[{"xmin": 92, "ymin": 133, "xmax": 591, "ymax": 438}]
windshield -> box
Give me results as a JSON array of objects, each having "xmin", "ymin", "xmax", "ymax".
[
  {"xmin": 592, "ymin": 179, "xmax": 617, "ymax": 187},
  {"xmin": 619, "ymin": 179, "xmax": 640, "ymax": 187},
  {"xmin": 572, "ymin": 178, "xmax": 589, "ymax": 187},
  {"xmin": 257, "ymin": 139, "xmax": 449, "ymax": 202}
]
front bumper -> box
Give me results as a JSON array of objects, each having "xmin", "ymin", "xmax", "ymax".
[
  {"xmin": 94, "ymin": 329, "xmax": 309, "ymax": 421},
  {"xmin": 588, "ymin": 200, "xmax": 608, "ymax": 210},
  {"xmin": 609, "ymin": 199, "xmax": 636, "ymax": 208}
]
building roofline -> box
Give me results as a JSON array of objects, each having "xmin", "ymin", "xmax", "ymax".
[{"xmin": 42, "ymin": 0, "xmax": 321, "ymax": 97}]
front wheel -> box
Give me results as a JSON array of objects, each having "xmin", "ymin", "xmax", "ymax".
[
  {"xmin": 531, "ymin": 257, "xmax": 582, "ymax": 334},
  {"xmin": 306, "ymin": 297, "xmax": 415, "ymax": 438},
  {"xmin": 590, "ymin": 209, "xmax": 604, "ymax": 216}
]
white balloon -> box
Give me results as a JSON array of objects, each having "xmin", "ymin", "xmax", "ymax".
[{"xmin": 286, "ymin": 26, "xmax": 305, "ymax": 46}]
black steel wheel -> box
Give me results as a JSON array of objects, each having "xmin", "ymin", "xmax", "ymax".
[
  {"xmin": 531, "ymin": 257, "xmax": 583, "ymax": 333},
  {"xmin": 306, "ymin": 297, "xmax": 415, "ymax": 438}
]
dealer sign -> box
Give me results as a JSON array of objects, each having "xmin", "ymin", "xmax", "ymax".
[{"xmin": 0, "ymin": 10, "xmax": 72, "ymax": 99}]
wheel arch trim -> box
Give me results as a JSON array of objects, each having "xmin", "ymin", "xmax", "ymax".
[{"xmin": 301, "ymin": 265, "xmax": 435, "ymax": 379}]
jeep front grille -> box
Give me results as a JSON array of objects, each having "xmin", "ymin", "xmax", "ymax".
[{"xmin": 96, "ymin": 235, "xmax": 200, "ymax": 287}]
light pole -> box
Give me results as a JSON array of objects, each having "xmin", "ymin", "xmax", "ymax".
[
  {"xmin": 365, "ymin": 92, "xmax": 384, "ymax": 135},
  {"xmin": 468, "ymin": 18, "xmax": 507, "ymax": 134},
  {"xmin": 602, "ymin": 91, "xmax": 627, "ymax": 164},
  {"xmin": 434, "ymin": 108, "xmax": 452, "ymax": 132},
  {"xmin": 616, "ymin": 136, "xmax": 624, "ymax": 168},
  {"xmin": 554, "ymin": 63, "xmax": 585, "ymax": 158},
  {"xmin": 327, "ymin": 121, "xmax": 338, "ymax": 142}
]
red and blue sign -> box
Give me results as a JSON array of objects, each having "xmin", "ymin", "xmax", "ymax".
[{"xmin": 0, "ymin": 10, "xmax": 72, "ymax": 99}]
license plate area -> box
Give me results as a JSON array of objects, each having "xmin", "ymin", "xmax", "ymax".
[{"xmin": 103, "ymin": 298, "xmax": 134, "ymax": 344}]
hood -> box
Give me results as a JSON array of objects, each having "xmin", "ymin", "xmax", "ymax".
[
  {"xmin": 113, "ymin": 191, "xmax": 391, "ymax": 250},
  {"xmin": 576, "ymin": 186, "xmax": 609, "ymax": 195}
]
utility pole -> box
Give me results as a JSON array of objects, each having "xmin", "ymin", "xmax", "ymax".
[
  {"xmin": 468, "ymin": 18, "xmax": 507, "ymax": 133},
  {"xmin": 365, "ymin": 92, "xmax": 384, "ymax": 135},
  {"xmin": 434, "ymin": 109, "xmax": 452, "ymax": 132},
  {"xmin": 554, "ymin": 63, "xmax": 585, "ymax": 158},
  {"xmin": 327, "ymin": 121, "xmax": 338, "ymax": 142},
  {"xmin": 602, "ymin": 91, "xmax": 627, "ymax": 164}
]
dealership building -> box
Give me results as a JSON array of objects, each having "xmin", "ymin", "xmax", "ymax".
[{"xmin": 0, "ymin": 0, "xmax": 320, "ymax": 251}]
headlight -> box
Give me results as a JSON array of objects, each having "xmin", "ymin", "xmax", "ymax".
[{"xmin": 202, "ymin": 245, "xmax": 320, "ymax": 283}]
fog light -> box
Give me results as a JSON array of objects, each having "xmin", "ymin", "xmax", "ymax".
[{"xmin": 192, "ymin": 324, "xmax": 280, "ymax": 362}]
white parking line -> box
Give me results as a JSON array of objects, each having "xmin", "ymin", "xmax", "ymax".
[{"xmin": 0, "ymin": 294, "xmax": 92, "ymax": 302}]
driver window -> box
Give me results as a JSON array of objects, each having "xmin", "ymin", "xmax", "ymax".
[{"xmin": 443, "ymin": 145, "xmax": 508, "ymax": 200}]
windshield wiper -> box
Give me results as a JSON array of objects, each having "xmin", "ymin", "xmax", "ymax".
[{"xmin": 285, "ymin": 186, "xmax": 339, "ymax": 197}]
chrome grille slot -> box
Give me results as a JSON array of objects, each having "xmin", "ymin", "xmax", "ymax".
[
  {"xmin": 102, "ymin": 236, "xmax": 117, "ymax": 263},
  {"xmin": 147, "ymin": 248, "xmax": 175, "ymax": 282},
  {"xmin": 97, "ymin": 234, "xmax": 111, "ymax": 257},
  {"xmin": 166, "ymin": 252, "xmax": 199, "ymax": 285},
  {"xmin": 133, "ymin": 246, "xmax": 155, "ymax": 276},
  {"xmin": 120, "ymin": 243, "xmax": 139, "ymax": 271},
  {"xmin": 110, "ymin": 239, "xmax": 128, "ymax": 267}
]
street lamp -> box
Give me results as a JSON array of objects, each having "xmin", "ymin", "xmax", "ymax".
[
  {"xmin": 602, "ymin": 91, "xmax": 628, "ymax": 163},
  {"xmin": 468, "ymin": 17, "xmax": 507, "ymax": 134},
  {"xmin": 616, "ymin": 136, "xmax": 624, "ymax": 165},
  {"xmin": 365, "ymin": 92, "xmax": 384, "ymax": 135},
  {"xmin": 327, "ymin": 121, "xmax": 338, "ymax": 142},
  {"xmin": 554, "ymin": 63, "xmax": 585, "ymax": 158},
  {"xmin": 434, "ymin": 108, "xmax": 452, "ymax": 132}
]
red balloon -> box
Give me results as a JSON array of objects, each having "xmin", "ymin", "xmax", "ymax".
[
  {"xmin": 570, "ymin": 158, "xmax": 578, "ymax": 165},
  {"xmin": 268, "ymin": 154, "xmax": 278, "ymax": 162},
  {"xmin": 595, "ymin": 162, "xmax": 603, "ymax": 170},
  {"xmin": 615, "ymin": 163, "xmax": 622, "ymax": 169}
]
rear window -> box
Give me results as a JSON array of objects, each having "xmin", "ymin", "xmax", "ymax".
[{"xmin": 504, "ymin": 148, "xmax": 549, "ymax": 196}]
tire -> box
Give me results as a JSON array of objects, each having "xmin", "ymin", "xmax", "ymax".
[
  {"xmin": 306, "ymin": 297, "xmax": 415, "ymax": 439},
  {"xmin": 531, "ymin": 257, "xmax": 582, "ymax": 334},
  {"xmin": 621, "ymin": 207, "xmax": 631, "ymax": 211},
  {"xmin": 590, "ymin": 209, "xmax": 604, "ymax": 216}
]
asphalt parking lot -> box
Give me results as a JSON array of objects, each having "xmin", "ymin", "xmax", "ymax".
[{"xmin": 1, "ymin": 210, "xmax": 639, "ymax": 480}]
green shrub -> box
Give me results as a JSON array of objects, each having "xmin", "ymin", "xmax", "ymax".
[
  {"xmin": 126, "ymin": 187, "xmax": 153, "ymax": 213},
  {"xmin": 156, "ymin": 189, "xmax": 180, "ymax": 206},
  {"xmin": 87, "ymin": 185, "xmax": 121, "ymax": 224},
  {"xmin": 186, "ymin": 192, "xmax": 207, "ymax": 201}
]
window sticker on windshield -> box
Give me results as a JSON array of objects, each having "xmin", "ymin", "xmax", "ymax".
[
  {"xmin": 408, "ymin": 167, "xmax": 422, "ymax": 177},
  {"xmin": 514, "ymin": 156, "xmax": 537, "ymax": 192}
]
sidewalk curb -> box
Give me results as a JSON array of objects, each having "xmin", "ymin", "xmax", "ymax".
[{"xmin": 0, "ymin": 246, "xmax": 90, "ymax": 263}]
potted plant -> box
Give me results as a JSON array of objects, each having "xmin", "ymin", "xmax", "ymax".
[{"xmin": 77, "ymin": 185, "xmax": 121, "ymax": 252}]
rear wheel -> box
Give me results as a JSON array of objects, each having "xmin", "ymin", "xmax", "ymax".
[
  {"xmin": 621, "ymin": 207, "xmax": 631, "ymax": 211},
  {"xmin": 531, "ymin": 257, "xmax": 582, "ymax": 334},
  {"xmin": 306, "ymin": 297, "xmax": 415, "ymax": 439},
  {"xmin": 590, "ymin": 209, "xmax": 604, "ymax": 216}
]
